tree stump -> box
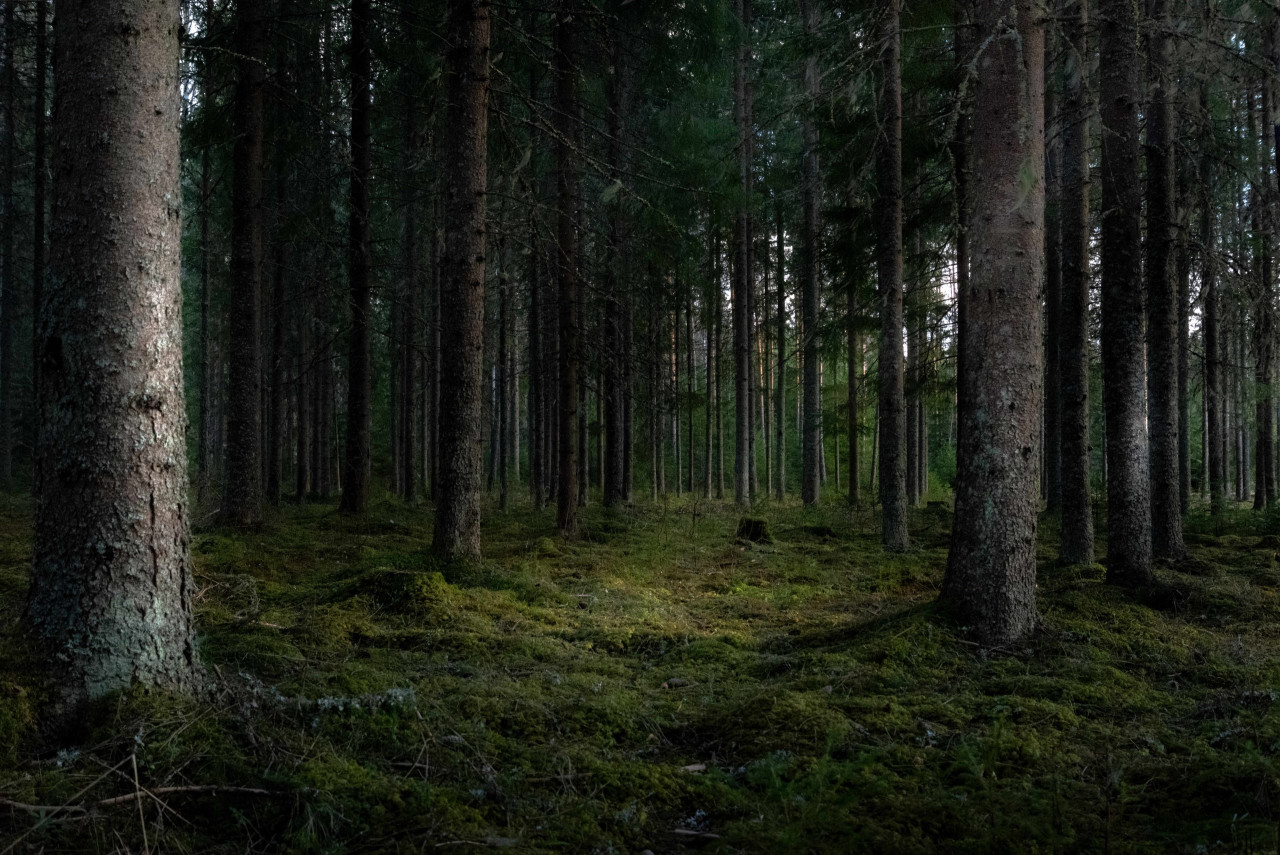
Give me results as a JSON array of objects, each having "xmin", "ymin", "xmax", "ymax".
[{"xmin": 736, "ymin": 517, "xmax": 772, "ymax": 544}]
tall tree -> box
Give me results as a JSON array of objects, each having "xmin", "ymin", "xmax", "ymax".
[
  {"xmin": 940, "ymin": 0, "xmax": 1045, "ymax": 644},
  {"xmin": 555, "ymin": 0, "xmax": 581, "ymax": 534},
  {"xmin": 434, "ymin": 0, "xmax": 491, "ymax": 559},
  {"xmin": 27, "ymin": 0, "xmax": 201, "ymax": 699},
  {"xmin": 732, "ymin": 0, "xmax": 754, "ymax": 507},
  {"xmin": 1058, "ymin": 0, "xmax": 1093, "ymax": 563},
  {"xmin": 0, "ymin": 0, "xmax": 14, "ymax": 487},
  {"xmin": 31, "ymin": 0, "xmax": 47, "ymax": 428},
  {"xmin": 799, "ymin": 0, "xmax": 822, "ymax": 507},
  {"xmin": 1145, "ymin": 0, "xmax": 1186, "ymax": 555},
  {"xmin": 1099, "ymin": 0, "xmax": 1154, "ymax": 586},
  {"xmin": 1146, "ymin": 0, "xmax": 1182, "ymax": 555},
  {"xmin": 875, "ymin": 0, "xmax": 908, "ymax": 551},
  {"xmin": 223, "ymin": 0, "xmax": 266, "ymax": 526},
  {"xmin": 340, "ymin": 0, "xmax": 373, "ymax": 514}
]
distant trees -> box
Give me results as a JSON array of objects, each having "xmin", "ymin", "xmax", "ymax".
[{"xmin": 27, "ymin": 0, "xmax": 200, "ymax": 699}]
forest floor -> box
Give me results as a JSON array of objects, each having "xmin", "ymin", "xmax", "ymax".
[{"xmin": 1, "ymin": 493, "xmax": 1279, "ymax": 853}]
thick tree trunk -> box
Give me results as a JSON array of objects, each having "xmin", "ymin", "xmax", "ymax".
[
  {"xmin": 434, "ymin": 0, "xmax": 491, "ymax": 559},
  {"xmin": 1100, "ymin": 0, "xmax": 1154, "ymax": 585},
  {"xmin": 224, "ymin": 0, "xmax": 266, "ymax": 526},
  {"xmin": 267, "ymin": 175, "xmax": 286, "ymax": 508},
  {"xmin": 800, "ymin": 0, "xmax": 821, "ymax": 507},
  {"xmin": 0, "ymin": 2, "xmax": 14, "ymax": 489},
  {"xmin": 340, "ymin": 0, "xmax": 372, "ymax": 514},
  {"xmin": 875, "ymin": 0, "xmax": 908, "ymax": 551},
  {"xmin": 1059, "ymin": 0, "xmax": 1093, "ymax": 563},
  {"xmin": 940, "ymin": 0, "xmax": 1044, "ymax": 645},
  {"xmin": 28, "ymin": 0, "xmax": 201, "ymax": 700},
  {"xmin": 1145, "ymin": 0, "xmax": 1185, "ymax": 556},
  {"xmin": 555, "ymin": 1, "xmax": 581, "ymax": 533}
]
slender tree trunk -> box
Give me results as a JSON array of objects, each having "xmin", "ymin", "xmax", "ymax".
[
  {"xmin": 1059, "ymin": 0, "xmax": 1093, "ymax": 564},
  {"xmin": 555, "ymin": 1, "xmax": 581, "ymax": 533},
  {"xmin": 732, "ymin": 0, "xmax": 753, "ymax": 507},
  {"xmin": 800, "ymin": 0, "xmax": 822, "ymax": 506},
  {"xmin": 340, "ymin": 0, "xmax": 373, "ymax": 514},
  {"xmin": 603, "ymin": 31, "xmax": 630, "ymax": 508},
  {"xmin": 1100, "ymin": 0, "xmax": 1154, "ymax": 585},
  {"xmin": 1145, "ymin": 0, "xmax": 1185, "ymax": 554},
  {"xmin": 198, "ymin": 0, "xmax": 215, "ymax": 503},
  {"xmin": 775, "ymin": 204, "xmax": 786, "ymax": 500},
  {"xmin": 1044, "ymin": 26, "xmax": 1063, "ymax": 515},
  {"xmin": 29, "ymin": 0, "xmax": 201, "ymax": 700},
  {"xmin": 1177, "ymin": 150, "xmax": 1191, "ymax": 515},
  {"xmin": 875, "ymin": 0, "xmax": 908, "ymax": 551},
  {"xmin": 1203, "ymin": 84, "xmax": 1225, "ymax": 515},
  {"xmin": 31, "ymin": 0, "xmax": 48, "ymax": 474},
  {"xmin": 224, "ymin": 0, "xmax": 266, "ymax": 525},
  {"xmin": 267, "ymin": 172, "xmax": 286, "ymax": 508},
  {"xmin": 941, "ymin": 0, "xmax": 1044, "ymax": 645},
  {"xmin": 433, "ymin": 0, "xmax": 491, "ymax": 559}
]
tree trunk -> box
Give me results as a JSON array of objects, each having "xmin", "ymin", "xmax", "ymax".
[
  {"xmin": 433, "ymin": 0, "xmax": 491, "ymax": 559},
  {"xmin": 775, "ymin": 203, "xmax": 786, "ymax": 500},
  {"xmin": 1099, "ymin": 0, "xmax": 1154, "ymax": 586},
  {"xmin": 1203, "ymin": 84, "xmax": 1225, "ymax": 515},
  {"xmin": 800, "ymin": 0, "xmax": 821, "ymax": 507},
  {"xmin": 31, "ymin": 0, "xmax": 48, "ymax": 475},
  {"xmin": 1058, "ymin": 0, "xmax": 1093, "ymax": 564},
  {"xmin": 875, "ymin": 0, "xmax": 908, "ymax": 551},
  {"xmin": 1043, "ymin": 25, "xmax": 1063, "ymax": 515},
  {"xmin": 340, "ymin": 0, "xmax": 372, "ymax": 514},
  {"xmin": 732, "ymin": 0, "xmax": 753, "ymax": 507},
  {"xmin": 28, "ymin": 0, "xmax": 201, "ymax": 700},
  {"xmin": 198, "ymin": 0, "xmax": 215, "ymax": 503},
  {"xmin": 224, "ymin": 0, "xmax": 266, "ymax": 526},
  {"xmin": 1145, "ymin": 0, "xmax": 1185, "ymax": 556},
  {"xmin": 940, "ymin": 0, "xmax": 1044, "ymax": 645},
  {"xmin": 555, "ymin": 1, "xmax": 581, "ymax": 534}
]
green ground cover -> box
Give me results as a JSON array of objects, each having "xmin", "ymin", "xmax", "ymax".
[{"xmin": 1, "ymin": 495, "xmax": 1278, "ymax": 853}]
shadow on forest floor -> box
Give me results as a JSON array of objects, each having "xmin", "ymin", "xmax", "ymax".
[{"xmin": 2, "ymin": 493, "xmax": 1280, "ymax": 853}]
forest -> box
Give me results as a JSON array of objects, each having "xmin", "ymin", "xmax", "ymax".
[{"xmin": 1, "ymin": 0, "xmax": 1279, "ymax": 850}]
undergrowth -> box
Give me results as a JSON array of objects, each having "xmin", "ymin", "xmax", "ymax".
[{"xmin": 0, "ymin": 493, "xmax": 1278, "ymax": 853}]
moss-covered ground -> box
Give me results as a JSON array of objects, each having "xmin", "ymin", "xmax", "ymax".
[{"xmin": 2, "ymin": 494, "xmax": 1280, "ymax": 852}]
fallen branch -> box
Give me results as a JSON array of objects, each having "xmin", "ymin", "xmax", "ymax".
[{"xmin": 0, "ymin": 785, "xmax": 276, "ymax": 816}]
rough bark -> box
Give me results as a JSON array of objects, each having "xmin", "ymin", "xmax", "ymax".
[
  {"xmin": 27, "ymin": 0, "xmax": 201, "ymax": 700},
  {"xmin": 875, "ymin": 0, "xmax": 908, "ymax": 551},
  {"xmin": 1145, "ymin": 0, "xmax": 1185, "ymax": 556},
  {"xmin": 31, "ymin": 0, "xmax": 47, "ymax": 450},
  {"xmin": 433, "ymin": 0, "xmax": 490, "ymax": 558},
  {"xmin": 1043, "ymin": 25, "xmax": 1063, "ymax": 515},
  {"xmin": 1059, "ymin": 0, "xmax": 1093, "ymax": 563},
  {"xmin": 0, "ymin": 1, "xmax": 14, "ymax": 488},
  {"xmin": 339, "ymin": 0, "xmax": 372, "ymax": 514},
  {"xmin": 800, "ymin": 0, "xmax": 821, "ymax": 507},
  {"xmin": 223, "ymin": 0, "xmax": 266, "ymax": 526},
  {"xmin": 555, "ymin": 0, "xmax": 581, "ymax": 534},
  {"xmin": 1100, "ymin": 0, "xmax": 1154, "ymax": 585},
  {"xmin": 940, "ymin": 0, "xmax": 1044, "ymax": 645},
  {"xmin": 775, "ymin": 204, "xmax": 786, "ymax": 500},
  {"xmin": 732, "ymin": 0, "xmax": 753, "ymax": 507}
]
